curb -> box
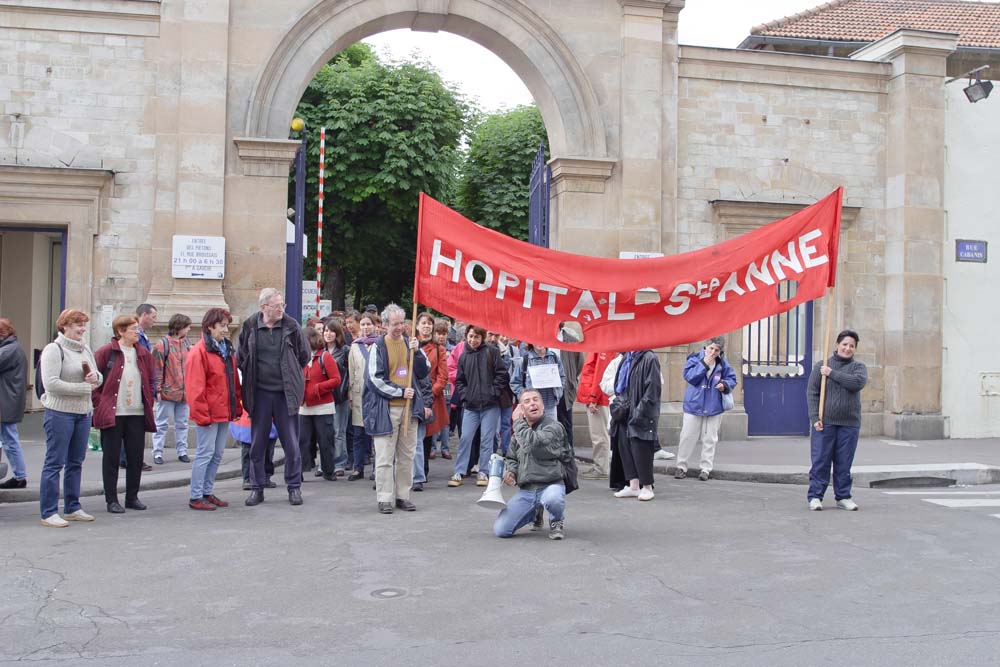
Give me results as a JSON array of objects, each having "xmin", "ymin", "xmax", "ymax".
[{"xmin": 0, "ymin": 454, "xmax": 286, "ymax": 505}]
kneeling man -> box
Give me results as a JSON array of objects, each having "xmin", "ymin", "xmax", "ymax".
[{"xmin": 493, "ymin": 389, "xmax": 572, "ymax": 540}]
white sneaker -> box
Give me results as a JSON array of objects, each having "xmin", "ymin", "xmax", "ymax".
[
  {"xmin": 837, "ymin": 498, "xmax": 859, "ymax": 511},
  {"xmin": 41, "ymin": 514, "xmax": 69, "ymax": 528},
  {"xmin": 65, "ymin": 509, "xmax": 95, "ymax": 522},
  {"xmin": 471, "ymin": 464, "xmax": 479, "ymax": 474},
  {"xmin": 614, "ymin": 487, "xmax": 640, "ymax": 498},
  {"xmin": 653, "ymin": 450, "xmax": 675, "ymax": 460},
  {"xmin": 808, "ymin": 498, "xmax": 823, "ymax": 511},
  {"xmin": 638, "ymin": 487, "xmax": 655, "ymax": 501}
]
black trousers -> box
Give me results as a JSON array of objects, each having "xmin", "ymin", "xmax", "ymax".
[
  {"xmin": 299, "ymin": 413, "xmax": 335, "ymax": 476},
  {"xmin": 101, "ymin": 415, "xmax": 146, "ymax": 503},
  {"xmin": 616, "ymin": 428, "xmax": 655, "ymax": 487},
  {"xmin": 241, "ymin": 440, "xmax": 275, "ymax": 481}
]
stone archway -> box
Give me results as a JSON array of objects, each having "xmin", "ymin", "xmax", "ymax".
[{"xmin": 242, "ymin": 0, "xmax": 609, "ymax": 159}]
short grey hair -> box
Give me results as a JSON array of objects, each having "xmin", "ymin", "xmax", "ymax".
[
  {"xmin": 707, "ymin": 336, "xmax": 726, "ymax": 353},
  {"xmin": 381, "ymin": 302, "xmax": 405, "ymax": 324},
  {"xmin": 258, "ymin": 288, "xmax": 282, "ymax": 308}
]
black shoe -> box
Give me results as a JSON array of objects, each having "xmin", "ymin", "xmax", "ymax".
[
  {"xmin": 395, "ymin": 499, "xmax": 416, "ymax": 511},
  {"xmin": 119, "ymin": 462, "xmax": 127, "ymax": 469},
  {"xmin": 242, "ymin": 480, "xmax": 251, "ymax": 491},
  {"xmin": 378, "ymin": 502, "xmax": 393, "ymax": 514},
  {"xmin": 322, "ymin": 473, "xmax": 335, "ymax": 481},
  {"xmin": 264, "ymin": 479, "xmax": 277, "ymax": 489},
  {"xmin": 289, "ymin": 488, "xmax": 303, "ymax": 506},
  {"xmin": 107, "ymin": 501, "xmax": 125, "ymax": 514},
  {"xmin": 124, "ymin": 498, "xmax": 147, "ymax": 511},
  {"xmin": 348, "ymin": 471, "xmax": 363, "ymax": 481},
  {"xmin": 245, "ymin": 489, "xmax": 264, "ymax": 506},
  {"xmin": 178, "ymin": 454, "xmax": 191, "ymax": 463},
  {"xmin": 368, "ymin": 472, "xmax": 375, "ymax": 481},
  {"xmin": 0, "ymin": 477, "xmax": 27, "ymax": 489},
  {"xmin": 411, "ymin": 482, "xmax": 423, "ymax": 492}
]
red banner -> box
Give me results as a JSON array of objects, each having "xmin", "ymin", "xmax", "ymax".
[{"xmin": 415, "ymin": 188, "xmax": 842, "ymax": 352}]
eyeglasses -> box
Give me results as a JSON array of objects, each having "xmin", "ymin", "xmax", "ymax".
[{"xmin": 266, "ymin": 302, "xmax": 286, "ymax": 310}]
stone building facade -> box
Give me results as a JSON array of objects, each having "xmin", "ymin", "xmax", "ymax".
[{"xmin": 0, "ymin": 0, "xmax": 991, "ymax": 438}]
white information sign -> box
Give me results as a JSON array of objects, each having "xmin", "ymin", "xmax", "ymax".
[
  {"xmin": 619, "ymin": 250, "xmax": 665, "ymax": 304},
  {"xmin": 528, "ymin": 364, "xmax": 563, "ymax": 389},
  {"xmin": 172, "ymin": 235, "xmax": 225, "ymax": 279},
  {"xmin": 302, "ymin": 280, "xmax": 319, "ymax": 320}
]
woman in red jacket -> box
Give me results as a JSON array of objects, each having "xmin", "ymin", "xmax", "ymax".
[
  {"xmin": 93, "ymin": 315, "xmax": 156, "ymax": 514},
  {"xmin": 577, "ymin": 351, "xmax": 614, "ymax": 479},
  {"xmin": 185, "ymin": 308, "xmax": 242, "ymax": 511},
  {"xmin": 299, "ymin": 327, "xmax": 341, "ymax": 481}
]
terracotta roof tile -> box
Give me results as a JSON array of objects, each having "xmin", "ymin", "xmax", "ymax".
[{"xmin": 752, "ymin": 0, "xmax": 1000, "ymax": 49}]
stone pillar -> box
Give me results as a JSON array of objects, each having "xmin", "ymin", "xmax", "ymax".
[
  {"xmin": 147, "ymin": 0, "xmax": 232, "ymax": 327},
  {"xmin": 852, "ymin": 30, "xmax": 957, "ymax": 439},
  {"xmin": 548, "ymin": 157, "xmax": 616, "ymax": 256}
]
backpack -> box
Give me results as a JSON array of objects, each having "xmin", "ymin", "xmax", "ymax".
[{"xmin": 34, "ymin": 343, "xmax": 63, "ymax": 400}]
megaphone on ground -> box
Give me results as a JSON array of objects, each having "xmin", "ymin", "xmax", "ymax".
[{"xmin": 476, "ymin": 453, "xmax": 507, "ymax": 510}]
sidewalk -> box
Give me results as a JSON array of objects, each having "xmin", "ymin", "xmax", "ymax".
[
  {"xmin": 574, "ymin": 435, "xmax": 1000, "ymax": 487},
  {"xmin": 0, "ymin": 412, "xmax": 284, "ymax": 505}
]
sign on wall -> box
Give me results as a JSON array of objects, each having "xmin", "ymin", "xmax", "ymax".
[
  {"xmin": 172, "ymin": 235, "xmax": 226, "ymax": 279},
  {"xmin": 955, "ymin": 239, "xmax": 988, "ymax": 263}
]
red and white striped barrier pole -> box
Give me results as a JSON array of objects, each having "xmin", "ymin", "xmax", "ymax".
[{"xmin": 316, "ymin": 126, "xmax": 325, "ymax": 317}]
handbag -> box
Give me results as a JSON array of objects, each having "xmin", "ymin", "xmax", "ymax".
[
  {"xmin": 562, "ymin": 453, "xmax": 579, "ymax": 494},
  {"xmin": 609, "ymin": 395, "xmax": 630, "ymax": 424},
  {"xmin": 722, "ymin": 391, "xmax": 735, "ymax": 412}
]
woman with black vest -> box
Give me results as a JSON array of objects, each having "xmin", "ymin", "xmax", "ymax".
[{"xmin": 807, "ymin": 329, "xmax": 868, "ymax": 511}]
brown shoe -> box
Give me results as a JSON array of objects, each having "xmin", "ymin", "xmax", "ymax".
[
  {"xmin": 204, "ymin": 494, "xmax": 229, "ymax": 507},
  {"xmin": 189, "ymin": 498, "xmax": 216, "ymax": 511},
  {"xmin": 442, "ymin": 452, "xmax": 453, "ymax": 460},
  {"xmin": 428, "ymin": 450, "xmax": 437, "ymax": 460}
]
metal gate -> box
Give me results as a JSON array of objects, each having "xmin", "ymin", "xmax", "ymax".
[
  {"xmin": 742, "ymin": 281, "xmax": 814, "ymax": 435},
  {"xmin": 527, "ymin": 142, "xmax": 550, "ymax": 247}
]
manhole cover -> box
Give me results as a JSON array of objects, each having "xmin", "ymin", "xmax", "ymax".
[{"xmin": 370, "ymin": 588, "xmax": 407, "ymax": 599}]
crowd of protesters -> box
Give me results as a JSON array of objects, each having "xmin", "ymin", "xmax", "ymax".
[{"xmin": 0, "ymin": 288, "xmax": 866, "ymax": 535}]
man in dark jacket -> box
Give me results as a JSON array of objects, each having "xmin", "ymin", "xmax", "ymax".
[
  {"xmin": 0, "ymin": 319, "xmax": 28, "ymax": 487},
  {"xmin": 363, "ymin": 303, "xmax": 429, "ymax": 514},
  {"xmin": 237, "ymin": 288, "xmax": 310, "ymax": 507},
  {"xmin": 449, "ymin": 326, "xmax": 509, "ymax": 488},
  {"xmin": 610, "ymin": 350, "xmax": 661, "ymax": 501},
  {"xmin": 493, "ymin": 389, "xmax": 571, "ymax": 540}
]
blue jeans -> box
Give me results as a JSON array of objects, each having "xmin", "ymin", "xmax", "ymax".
[
  {"xmin": 350, "ymin": 423, "xmax": 372, "ymax": 474},
  {"xmin": 455, "ymin": 406, "xmax": 500, "ymax": 477},
  {"xmin": 434, "ymin": 424, "xmax": 451, "ymax": 454},
  {"xmin": 498, "ymin": 405, "xmax": 513, "ymax": 455},
  {"xmin": 39, "ymin": 409, "xmax": 91, "ymax": 519},
  {"xmin": 412, "ymin": 422, "xmax": 427, "ymax": 484},
  {"xmin": 493, "ymin": 483, "xmax": 566, "ymax": 537},
  {"xmin": 1, "ymin": 422, "xmax": 27, "ymax": 479},
  {"xmin": 153, "ymin": 399, "xmax": 189, "ymax": 457},
  {"xmin": 333, "ymin": 400, "xmax": 350, "ymax": 471},
  {"xmin": 808, "ymin": 424, "xmax": 860, "ymax": 501},
  {"xmin": 190, "ymin": 422, "xmax": 228, "ymax": 499}
]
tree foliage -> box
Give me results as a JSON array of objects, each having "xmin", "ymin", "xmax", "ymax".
[
  {"xmin": 292, "ymin": 43, "xmax": 470, "ymax": 309},
  {"xmin": 454, "ymin": 104, "xmax": 548, "ymax": 241}
]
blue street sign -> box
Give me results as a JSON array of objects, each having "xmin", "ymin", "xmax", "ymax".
[{"xmin": 955, "ymin": 239, "xmax": 988, "ymax": 263}]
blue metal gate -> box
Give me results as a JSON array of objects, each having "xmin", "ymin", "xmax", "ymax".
[
  {"xmin": 527, "ymin": 142, "xmax": 550, "ymax": 247},
  {"xmin": 742, "ymin": 281, "xmax": 814, "ymax": 435}
]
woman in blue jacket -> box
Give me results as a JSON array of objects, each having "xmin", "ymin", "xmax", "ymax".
[{"xmin": 675, "ymin": 337, "xmax": 737, "ymax": 481}]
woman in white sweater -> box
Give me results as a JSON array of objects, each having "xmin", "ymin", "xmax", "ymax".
[{"xmin": 38, "ymin": 309, "xmax": 103, "ymax": 528}]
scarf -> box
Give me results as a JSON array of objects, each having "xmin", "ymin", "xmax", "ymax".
[{"xmin": 615, "ymin": 351, "xmax": 638, "ymax": 396}]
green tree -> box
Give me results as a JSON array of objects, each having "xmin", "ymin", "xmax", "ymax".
[
  {"xmin": 455, "ymin": 104, "xmax": 548, "ymax": 242},
  {"xmin": 292, "ymin": 44, "xmax": 471, "ymax": 310}
]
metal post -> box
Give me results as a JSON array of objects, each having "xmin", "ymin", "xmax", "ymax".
[{"xmin": 287, "ymin": 131, "xmax": 306, "ymax": 320}]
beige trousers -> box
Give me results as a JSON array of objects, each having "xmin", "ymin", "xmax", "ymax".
[
  {"xmin": 676, "ymin": 412, "xmax": 722, "ymax": 473},
  {"xmin": 586, "ymin": 405, "xmax": 611, "ymax": 474},
  {"xmin": 373, "ymin": 405, "xmax": 418, "ymax": 503}
]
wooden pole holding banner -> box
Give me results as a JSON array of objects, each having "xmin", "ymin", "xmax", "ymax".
[
  {"xmin": 817, "ymin": 288, "xmax": 834, "ymax": 427},
  {"xmin": 401, "ymin": 301, "xmax": 419, "ymax": 438}
]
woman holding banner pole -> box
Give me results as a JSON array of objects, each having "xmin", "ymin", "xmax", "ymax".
[{"xmin": 806, "ymin": 329, "xmax": 867, "ymax": 511}]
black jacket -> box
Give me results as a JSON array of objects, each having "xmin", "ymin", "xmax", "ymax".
[
  {"xmin": 609, "ymin": 350, "xmax": 662, "ymax": 443},
  {"xmin": 0, "ymin": 336, "xmax": 28, "ymax": 424},
  {"xmin": 237, "ymin": 312, "xmax": 310, "ymax": 416},
  {"xmin": 455, "ymin": 343, "xmax": 508, "ymax": 411}
]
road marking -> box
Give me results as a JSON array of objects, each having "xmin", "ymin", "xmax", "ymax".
[
  {"xmin": 879, "ymin": 439, "xmax": 918, "ymax": 448},
  {"xmin": 992, "ymin": 515, "xmax": 1000, "ymax": 520},
  {"xmin": 883, "ymin": 490, "xmax": 1000, "ymax": 495},
  {"xmin": 923, "ymin": 499, "xmax": 1000, "ymax": 508}
]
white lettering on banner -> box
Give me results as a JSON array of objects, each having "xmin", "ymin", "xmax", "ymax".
[{"xmin": 424, "ymin": 227, "xmax": 829, "ymax": 321}]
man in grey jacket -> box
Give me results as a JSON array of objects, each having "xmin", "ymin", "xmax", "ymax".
[
  {"xmin": 492, "ymin": 389, "xmax": 572, "ymax": 540},
  {"xmin": 237, "ymin": 288, "xmax": 310, "ymax": 507}
]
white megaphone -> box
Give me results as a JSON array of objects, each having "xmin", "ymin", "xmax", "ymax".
[{"xmin": 476, "ymin": 453, "xmax": 507, "ymax": 510}]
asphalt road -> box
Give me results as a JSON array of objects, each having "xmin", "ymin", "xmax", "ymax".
[{"xmin": 3, "ymin": 460, "xmax": 1000, "ymax": 666}]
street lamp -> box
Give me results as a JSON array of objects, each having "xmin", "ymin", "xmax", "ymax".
[{"xmin": 947, "ymin": 65, "xmax": 993, "ymax": 104}]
